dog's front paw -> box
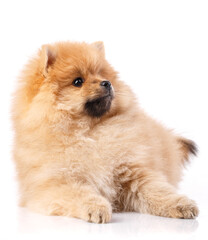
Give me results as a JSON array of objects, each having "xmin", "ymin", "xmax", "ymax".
[
  {"xmin": 82, "ymin": 197, "xmax": 112, "ymax": 223},
  {"xmin": 169, "ymin": 197, "xmax": 199, "ymax": 219}
]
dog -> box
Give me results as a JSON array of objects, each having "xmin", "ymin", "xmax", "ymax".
[{"xmin": 12, "ymin": 41, "xmax": 198, "ymax": 223}]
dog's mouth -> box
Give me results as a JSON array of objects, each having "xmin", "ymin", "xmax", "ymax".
[{"xmin": 84, "ymin": 91, "xmax": 114, "ymax": 118}]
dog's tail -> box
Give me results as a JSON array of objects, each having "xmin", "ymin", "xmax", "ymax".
[{"xmin": 178, "ymin": 137, "xmax": 198, "ymax": 165}]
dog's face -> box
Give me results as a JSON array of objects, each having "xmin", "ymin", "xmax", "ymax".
[{"xmin": 41, "ymin": 42, "xmax": 118, "ymax": 118}]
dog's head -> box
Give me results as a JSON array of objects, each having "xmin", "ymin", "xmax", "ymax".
[{"xmin": 18, "ymin": 41, "xmax": 134, "ymax": 127}]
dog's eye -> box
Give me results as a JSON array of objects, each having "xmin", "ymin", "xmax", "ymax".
[{"xmin": 73, "ymin": 77, "xmax": 84, "ymax": 87}]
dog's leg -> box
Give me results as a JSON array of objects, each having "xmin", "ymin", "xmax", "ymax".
[
  {"xmin": 116, "ymin": 164, "xmax": 199, "ymax": 218},
  {"xmin": 24, "ymin": 181, "xmax": 112, "ymax": 223}
]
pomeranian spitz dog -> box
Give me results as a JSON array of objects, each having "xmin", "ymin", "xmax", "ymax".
[{"xmin": 12, "ymin": 41, "xmax": 198, "ymax": 223}]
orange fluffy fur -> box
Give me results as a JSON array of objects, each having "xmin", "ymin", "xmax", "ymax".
[{"xmin": 12, "ymin": 41, "xmax": 198, "ymax": 223}]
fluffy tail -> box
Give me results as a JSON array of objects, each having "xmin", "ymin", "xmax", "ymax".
[{"xmin": 178, "ymin": 138, "xmax": 198, "ymax": 164}]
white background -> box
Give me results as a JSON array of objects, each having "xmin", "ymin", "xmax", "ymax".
[{"xmin": 0, "ymin": 0, "xmax": 208, "ymax": 239}]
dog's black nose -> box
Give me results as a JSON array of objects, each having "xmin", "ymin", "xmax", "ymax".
[{"xmin": 100, "ymin": 81, "xmax": 111, "ymax": 89}]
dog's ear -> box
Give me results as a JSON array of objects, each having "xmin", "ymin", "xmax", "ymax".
[
  {"xmin": 91, "ymin": 41, "xmax": 105, "ymax": 56},
  {"xmin": 40, "ymin": 45, "xmax": 56, "ymax": 77}
]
